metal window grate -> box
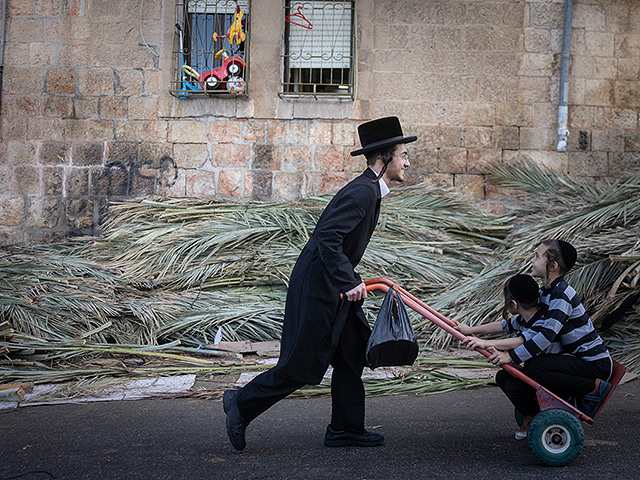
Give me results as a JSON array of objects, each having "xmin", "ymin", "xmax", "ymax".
[
  {"xmin": 281, "ymin": 0, "xmax": 355, "ymax": 98},
  {"xmin": 171, "ymin": 0, "xmax": 250, "ymax": 98}
]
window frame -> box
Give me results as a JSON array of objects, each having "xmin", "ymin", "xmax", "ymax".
[
  {"xmin": 279, "ymin": 0, "xmax": 356, "ymax": 99},
  {"xmin": 171, "ymin": 0, "xmax": 251, "ymax": 99}
]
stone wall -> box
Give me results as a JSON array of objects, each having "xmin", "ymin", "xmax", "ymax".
[{"xmin": 0, "ymin": 0, "xmax": 639, "ymax": 244}]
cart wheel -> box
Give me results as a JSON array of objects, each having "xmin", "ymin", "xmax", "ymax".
[
  {"xmin": 527, "ymin": 409, "xmax": 584, "ymax": 467},
  {"xmin": 514, "ymin": 408, "xmax": 525, "ymax": 428}
]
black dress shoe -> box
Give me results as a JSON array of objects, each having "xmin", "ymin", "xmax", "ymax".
[
  {"xmin": 324, "ymin": 424, "xmax": 384, "ymax": 447},
  {"xmin": 223, "ymin": 390, "xmax": 249, "ymax": 451}
]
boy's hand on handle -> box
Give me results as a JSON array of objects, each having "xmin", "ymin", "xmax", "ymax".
[
  {"xmin": 486, "ymin": 346, "xmax": 511, "ymax": 366},
  {"xmin": 463, "ymin": 336, "xmax": 487, "ymax": 351},
  {"xmin": 345, "ymin": 282, "xmax": 367, "ymax": 302},
  {"xmin": 454, "ymin": 323, "xmax": 474, "ymax": 335}
]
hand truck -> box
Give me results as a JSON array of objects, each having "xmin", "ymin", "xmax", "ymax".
[{"xmin": 362, "ymin": 278, "xmax": 626, "ymax": 467}]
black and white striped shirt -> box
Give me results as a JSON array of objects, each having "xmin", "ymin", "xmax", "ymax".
[
  {"xmin": 504, "ymin": 308, "xmax": 563, "ymax": 364},
  {"xmin": 509, "ymin": 277, "xmax": 610, "ymax": 364}
]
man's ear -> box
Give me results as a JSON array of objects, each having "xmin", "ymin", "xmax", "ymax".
[
  {"xmin": 548, "ymin": 260, "xmax": 560, "ymax": 273},
  {"xmin": 372, "ymin": 152, "xmax": 384, "ymax": 168}
]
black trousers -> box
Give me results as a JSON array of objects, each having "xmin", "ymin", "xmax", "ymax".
[
  {"xmin": 495, "ymin": 354, "xmax": 612, "ymax": 418},
  {"xmin": 235, "ymin": 308, "xmax": 370, "ymax": 433}
]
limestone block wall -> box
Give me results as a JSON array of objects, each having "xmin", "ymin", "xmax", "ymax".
[{"xmin": 0, "ymin": 0, "xmax": 639, "ymax": 244}]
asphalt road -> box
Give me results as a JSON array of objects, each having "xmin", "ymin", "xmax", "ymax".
[{"xmin": 2, "ymin": 378, "xmax": 639, "ymax": 480}]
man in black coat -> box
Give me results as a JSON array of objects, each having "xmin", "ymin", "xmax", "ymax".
[{"xmin": 223, "ymin": 116, "xmax": 417, "ymax": 450}]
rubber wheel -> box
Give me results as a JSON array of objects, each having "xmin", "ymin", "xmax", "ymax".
[
  {"xmin": 204, "ymin": 76, "xmax": 219, "ymax": 93},
  {"xmin": 527, "ymin": 409, "xmax": 584, "ymax": 467},
  {"xmin": 228, "ymin": 63, "xmax": 241, "ymax": 75}
]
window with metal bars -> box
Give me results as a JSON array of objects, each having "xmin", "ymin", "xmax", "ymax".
[
  {"xmin": 281, "ymin": 0, "xmax": 355, "ymax": 98},
  {"xmin": 171, "ymin": 0, "xmax": 250, "ymax": 98}
]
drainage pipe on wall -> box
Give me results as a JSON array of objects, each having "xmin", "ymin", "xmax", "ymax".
[
  {"xmin": 0, "ymin": 0, "xmax": 7, "ymax": 125},
  {"xmin": 557, "ymin": 0, "xmax": 574, "ymax": 152}
]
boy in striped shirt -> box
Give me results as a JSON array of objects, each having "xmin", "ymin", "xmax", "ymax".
[
  {"xmin": 518, "ymin": 240, "xmax": 612, "ymax": 417},
  {"xmin": 480, "ymin": 240, "xmax": 612, "ymax": 439}
]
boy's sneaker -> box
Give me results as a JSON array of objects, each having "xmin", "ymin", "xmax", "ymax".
[
  {"xmin": 514, "ymin": 415, "xmax": 532, "ymax": 441},
  {"xmin": 580, "ymin": 379, "xmax": 612, "ymax": 417},
  {"xmin": 514, "ymin": 428, "xmax": 527, "ymax": 440}
]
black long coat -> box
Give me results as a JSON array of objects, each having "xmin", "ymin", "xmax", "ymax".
[{"xmin": 276, "ymin": 169, "xmax": 382, "ymax": 384}]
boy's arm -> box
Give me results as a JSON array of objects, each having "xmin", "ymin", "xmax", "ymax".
[
  {"xmin": 455, "ymin": 320, "xmax": 503, "ymax": 336},
  {"xmin": 465, "ymin": 335, "xmax": 524, "ymax": 351}
]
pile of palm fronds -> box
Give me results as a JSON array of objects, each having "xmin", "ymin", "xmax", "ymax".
[
  {"xmin": 1, "ymin": 162, "xmax": 639, "ymax": 396},
  {"xmin": 93, "ymin": 186, "xmax": 510, "ymax": 295},
  {"xmin": 427, "ymin": 167, "xmax": 640, "ymax": 358}
]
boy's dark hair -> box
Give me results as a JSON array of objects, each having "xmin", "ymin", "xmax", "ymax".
[{"xmin": 541, "ymin": 239, "xmax": 577, "ymax": 276}]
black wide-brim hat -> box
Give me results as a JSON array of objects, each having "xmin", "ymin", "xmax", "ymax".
[{"xmin": 351, "ymin": 116, "xmax": 417, "ymax": 157}]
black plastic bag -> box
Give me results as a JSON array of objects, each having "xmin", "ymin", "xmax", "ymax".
[{"xmin": 366, "ymin": 287, "xmax": 418, "ymax": 369}]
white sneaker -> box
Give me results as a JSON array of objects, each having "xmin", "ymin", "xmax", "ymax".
[
  {"xmin": 514, "ymin": 429, "xmax": 527, "ymax": 440},
  {"xmin": 514, "ymin": 415, "xmax": 532, "ymax": 440}
]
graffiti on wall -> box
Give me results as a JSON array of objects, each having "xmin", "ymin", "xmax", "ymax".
[{"xmin": 101, "ymin": 155, "xmax": 179, "ymax": 197}]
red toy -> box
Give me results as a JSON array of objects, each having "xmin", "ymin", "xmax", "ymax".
[{"xmin": 199, "ymin": 55, "xmax": 245, "ymax": 92}]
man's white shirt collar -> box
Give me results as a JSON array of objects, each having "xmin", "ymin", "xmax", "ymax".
[{"xmin": 369, "ymin": 168, "xmax": 390, "ymax": 198}]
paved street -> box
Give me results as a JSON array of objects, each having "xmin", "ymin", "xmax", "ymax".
[{"xmin": 2, "ymin": 378, "xmax": 639, "ymax": 480}]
